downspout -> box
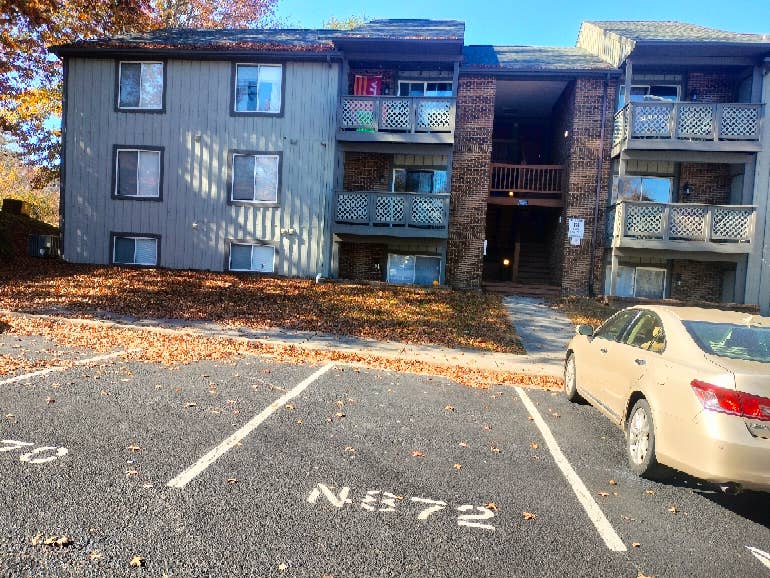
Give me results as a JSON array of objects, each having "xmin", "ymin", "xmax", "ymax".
[{"xmin": 588, "ymin": 72, "xmax": 610, "ymax": 296}]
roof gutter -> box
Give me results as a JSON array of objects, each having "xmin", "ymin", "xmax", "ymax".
[
  {"xmin": 459, "ymin": 67, "xmax": 621, "ymax": 78},
  {"xmin": 50, "ymin": 46, "xmax": 345, "ymax": 61}
]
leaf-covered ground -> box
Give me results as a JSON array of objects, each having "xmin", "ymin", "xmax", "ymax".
[
  {"xmin": 0, "ymin": 313, "xmax": 560, "ymax": 390},
  {"xmin": 0, "ymin": 261, "xmax": 524, "ymax": 354}
]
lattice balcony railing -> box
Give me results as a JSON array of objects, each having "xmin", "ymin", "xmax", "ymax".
[
  {"xmin": 334, "ymin": 191, "xmax": 450, "ymax": 232},
  {"xmin": 612, "ymin": 101, "xmax": 763, "ymax": 148},
  {"xmin": 607, "ymin": 201, "xmax": 756, "ymax": 246},
  {"xmin": 338, "ymin": 96, "xmax": 456, "ymax": 134}
]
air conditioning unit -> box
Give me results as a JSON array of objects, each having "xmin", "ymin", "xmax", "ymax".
[{"xmin": 27, "ymin": 235, "xmax": 61, "ymax": 258}]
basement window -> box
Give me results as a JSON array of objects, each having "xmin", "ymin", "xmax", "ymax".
[
  {"xmin": 112, "ymin": 235, "xmax": 158, "ymax": 266},
  {"xmin": 387, "ymin": 254, "xmax": 441, "ymax": 286},
  {"xmin": 229, "ymin": 243, "xmax": 276, "ymax": 273},
  {"xmin": 605, "ymin": 265, "xmax": 666, "ymax": 299}
]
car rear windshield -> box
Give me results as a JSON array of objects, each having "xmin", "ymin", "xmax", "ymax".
[{"xmin": 683, "ymin": 321, "xmax": 770, "ymax": 363}]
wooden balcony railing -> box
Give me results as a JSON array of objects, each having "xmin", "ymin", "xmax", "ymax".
[
  {"xmin": 338, "ymin": 96, "xmax": 456, "ymax": 134},
  {"xmin": 332, "ymin": 191, "xmax": 449, "ymax": 238},
  {"xmin": 488, "ymin": 164, "xmax": 564, "ymax": 207},
  {"xmin": 607, "ymin": 201, "xmax": 756, "ymax": 253},
  {"xmin": 612, "ymin": 101, "xmax": 763, "ymax": 154}
]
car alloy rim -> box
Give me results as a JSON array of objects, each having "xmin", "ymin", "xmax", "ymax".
[{"xmin": 628, "ymin": 408, "xmax": 650, "ymax": 465}]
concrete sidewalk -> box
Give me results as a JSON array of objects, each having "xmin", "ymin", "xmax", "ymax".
[
  {"xmin": 502, "ymin": 296, "xmax": 575, "ymax": 360},
  {"xmin": 2, "ymin": 304, "xmax": 572, "ymax": 378}
]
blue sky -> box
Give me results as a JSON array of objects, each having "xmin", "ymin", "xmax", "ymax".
[{"xmin": 275, "ymin": 0, "xmax": 770, "ymax": 46}]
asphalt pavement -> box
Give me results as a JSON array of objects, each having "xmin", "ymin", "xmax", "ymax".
[{"xmin": 1, "ymin": 334, "xmax": 768, "ymax": 577}]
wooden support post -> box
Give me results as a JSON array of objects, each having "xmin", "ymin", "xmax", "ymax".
[{"xmin": 512, "ymin": 229, "xmax": 521, "ymax": 283}]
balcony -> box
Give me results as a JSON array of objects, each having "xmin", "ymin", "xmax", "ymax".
[
  {"xmin": 332, "ymin": 191, "xmax": 449, "ymax": 238},
  {"xmin": 612, "ymin": 102, "xmax": 763, "ymax": 156},
  {"xmin": 488, "ymin": 163, "xmax": 564, "ymax": 207},
  {"xmin": 607, "ymin": 201, "xmax": 756, "ymax": 254},
  {"xmin": 337, "ymin": 96, "xmax": 456, "ymax": 144}
]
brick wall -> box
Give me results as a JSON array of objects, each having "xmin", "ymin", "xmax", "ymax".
[
  {"xmin": 562, "ymin": 77, "xmax": 617, "ymax": 296},
  {"xmin": 548, "ymin": 82, "xmax": 576, "ymax": 286},
  {"xmin": 670, "ymin": 260, "xmax": 728, "ymax": 302},
  {"xmin": 679, "ymin": 163, "xmax": 731, "ymax": 205},
  {"xmin": 686, "ymin": 72, "xmax": 736, "ymax": 103},
  {"xmin": 446, "ymin": 75, "xmax": 496, "ymax": 289},
  {"xmin": 338, "ymin": 242, "xmax": 387, "ymax": 281},
  {"xmin": 343, "ymin": 153, "xmax": 392, "ymax": 191}
]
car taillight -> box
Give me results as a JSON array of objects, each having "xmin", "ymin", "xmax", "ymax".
[{"xmin": 691, "ymin": 380, "xmax": 770, "ymax": 422}]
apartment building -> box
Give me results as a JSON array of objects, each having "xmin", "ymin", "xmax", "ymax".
[{"xmin": 51, "ymin": 19, "xmax": 770, "ymax": 313}]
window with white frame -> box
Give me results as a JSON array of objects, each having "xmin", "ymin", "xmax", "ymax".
[
  {"xmin": 230, "ymin": 152, "xmax": 280, "ymax": 203},
  {"xmin": 118, "ymin": 62, "xmax": 164, "ymax": 110},
  {"xmin": 387, "ymin": 254, "xmax": 441, "ymax": 286},
  {"xmin": 617, "ymin": 84, "xmax": 679, "ymax": 109},
  {"xmin": 397, "ymin": 81, "xmax": 452, "ymax": 97},
  {"xmin": 605, "ymin": 265, "xmax": 666, "ymax": 299},
  {"xmin": 612, "ymin": 176, "xmax": 672, "ymax": 204},
  {"xmin": 114, "ymin": 148, "xmax": 162, "ymax": 198},
  {"xmin": 113, "ymin": 236, "xmax": 158, "ymax": 266},
  {"xmin": 229, "ymin": 243, "xmax": 276, "ymax": 273},
  {"xmin": 234, "ymin": 64, "xmax": 283, "ymax": 113},
  {"xmin": 392, "ymin": 169, "xmax": 448, "ymax": 193}
]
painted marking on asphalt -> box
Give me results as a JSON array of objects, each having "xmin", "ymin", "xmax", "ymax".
[
  {"xmin": 167, "ymin": 363, "xmax": 335, "ymax": 489},
  {"xmin": 1, "ymin": 440, "xmax": 69, "ymax": 464},
  {"xmin": 747, "ymin": 546, "xmax": 770, "ymax": 570},
  {"xmin": 0, "ymin": 350, "xmax": 138, "ymax": 386},
  {"xmin": 515, "ymin": 387, "xmax": 627, "ymax": 552}
]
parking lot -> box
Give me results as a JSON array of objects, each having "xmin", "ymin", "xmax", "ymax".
[{"xmin": 1, "ymin": 333, "xmax": 769, "ymax": 577}]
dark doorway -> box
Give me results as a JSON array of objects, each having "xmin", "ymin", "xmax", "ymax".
[{"xmin": 483, "ymin": 205, "xmax": 561, "ymax": 285}]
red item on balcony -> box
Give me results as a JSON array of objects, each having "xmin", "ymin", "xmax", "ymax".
[{"xmin": 354, "ymin": 75, "xmax": 382, "ymax": 96}]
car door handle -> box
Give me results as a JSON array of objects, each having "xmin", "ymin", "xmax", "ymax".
[
  {"xmin": 634, "ymin": 358, "xmax": 646, "ymax": 366},
  {"xmin": 600, "ymin": 348, "xmax": 608, "ymax": 354}
]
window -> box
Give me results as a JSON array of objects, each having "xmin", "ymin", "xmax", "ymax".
[
  {"xmin": 605, "ymin": 266, "xmax": 667, "ymax": 299},
  {"xmin": 612, "ymin": 176, "xmax": 672, "ymax": 204},
  {"xmin": 117, "ymin": 62, "xmax": 164, "ymax": 110},
  {"xmin": 229, "ymin": 243, "xmax": 275, "ymax": 273},
  {"xmin": 114, "ymin": 148, "xmax": 162, "ymax": 199},
  {"xmin": 593, "ymin": 310, "xmax": 640, "ymax": 342},
  {"xmin": 684, "ymin": 321, "xmax": 770, "ymax": 363},
  {"xmin": 233, "ymin": 64, "xmax": 283, "ymax": 114},
  {"xmin": 393, "ymin": 169, "xmax": 448, "ymax": 193},
  {"xmin": 112, "ymin": 235, "xmax": 158, "ymax": 266},
  {"xmin": 618, "ymin": 84, "xmax": 679, "ymax": 109},
  {"xmin": 398, "ymin": 81, "xmax": 452, "ymax": 97},
  {"xmin": 387, "ymin": 254, "xmax": 441, "ymax": 286},
  {"xmin": 624, "ymin": 312, "xmax": 666, "ymax": 353},
  {"xmin": 230, "ymin": 152, "xmax": 280, "ymax": 204}
]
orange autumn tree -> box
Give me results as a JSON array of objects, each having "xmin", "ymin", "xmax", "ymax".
[{"xmin": 0, "ymin": 0, "xmax": 278, "ymax": 187}]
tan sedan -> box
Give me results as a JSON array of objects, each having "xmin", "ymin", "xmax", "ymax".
[{"xmin": 564, "ymin": 305, "xmax": 770, "ymax": 493}]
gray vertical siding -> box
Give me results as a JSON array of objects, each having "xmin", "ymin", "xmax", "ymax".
[{"xmin": 64, "ymin": 57, "xmax": 339, "ymax": 277}]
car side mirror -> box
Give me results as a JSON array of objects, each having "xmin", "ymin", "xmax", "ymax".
[{"xmin": 576, "ymin": 324, "xmax": 594, "ymax": 337}]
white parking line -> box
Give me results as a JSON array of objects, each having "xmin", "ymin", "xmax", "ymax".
[
  {"xmin": 0, "ymin": 350, "xmax": 138, "ymax": 386},
  {"xmin": 167, "ymin": 362, "xmax": 335, "ymax": 489},
  {"xmin": 515, "ymin": 387, "xmax": 627, "ymax": 552}
]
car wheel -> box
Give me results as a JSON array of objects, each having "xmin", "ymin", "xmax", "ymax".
[
  {"xmin": 626, "ymin": 399, "xmax": 660, "ymax": 477},
  {"xmin": 564, "ymin": 353, "xmax": 581, "ymax": 402}
]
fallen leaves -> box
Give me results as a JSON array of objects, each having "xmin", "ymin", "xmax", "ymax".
[
  {"xmin": 129, "ymin": 555, "xmax": 145, "ymax": 567},
  {"xmin": 0, "ymin": 312, "xmax": 562, "ymax": 391},
  {"xmin": 410, "ymin": 450, "xmax": 425, "ymax": 458},
  {"xmin": 530, "ymin": 442, "xmax": 539, "ymax": 449},
  {"xmin": 490, "ymin": 446, "xmax": 501, "ymax": 454},
  {"xmin": 667, "ymin": 505, "xmax": 678, "ymax": 514},
  {"xmin": 444, "ymin": 405, "xmax": 455, "ymax": 412},
  {"xmin": 226, "ymin": 478, "xmax": 238, "ymax": 484},
  {"xmin": 485, "ymin": 502, "xmax": 497, "ymax": 511},
  {"xmin": 32, "ymin": 534, "xmax": 71, "ymax": 548},
  {"xmin": 278, "ymin": 562, "xmax": 288, "ymax": 572},
  {"xmin": 126, "ymin": 444, "xmax": 142, "ymax": 452},
  {"xmin": 522, "ymin": 511, "xmax": 537, "ymax": 520},
  {"xmin": 452, "ymin": 463, "xmax": 462, "ymax": 470}
]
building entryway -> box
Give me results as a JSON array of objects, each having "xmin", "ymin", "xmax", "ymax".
[{"xmin": 482, "ymin": 205, "xmax": 561, "ymax": 296}]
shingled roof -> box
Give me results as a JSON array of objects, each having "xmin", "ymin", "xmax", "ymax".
[
  {"xmin": 463, "ymin": 45, "xmax": 617, "ymax": 74},
  {"xmin": 585, "ymin": 21, "xmax": 770, "ymax": 44},
  {"xmin": 51, "ymin": 19, "xmax": 465, "ymax": 56}
]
